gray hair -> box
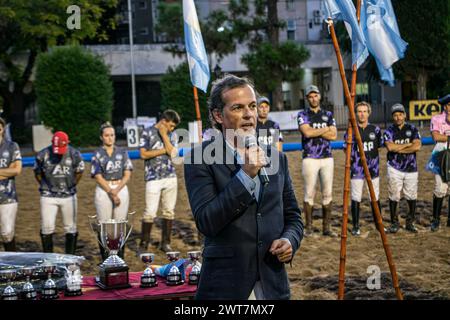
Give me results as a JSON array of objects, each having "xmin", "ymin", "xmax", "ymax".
[{"xmin": 208, "ymin": 74, "xmax": 255, "ymax": 131}]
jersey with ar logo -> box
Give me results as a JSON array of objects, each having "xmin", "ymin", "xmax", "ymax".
[
  {"xmin": 0, "ymin": 139, "xmax": 22, "ymax": 204},
  {"xmin": 34, "ymin": 146, "xmax": 85, "ymax": 197},
  {"xmin": 91, "ymin": 146, "xmax": 133, "ymax": 181},
  {"xmin": 384, "ymin": 123, "xmax": 421, "ymax": 173},
  {"xmin": 344, "ymin": 124, "xmax": 383, "ymax": 179},
  {"xmin": 297, "ymin": 108, "xmax": 336, "ymax": 159}
]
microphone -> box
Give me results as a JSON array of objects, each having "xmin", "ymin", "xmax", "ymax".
[{"xmin": 244, "ymin": 135, "xmax": 270, "ymax": 186}]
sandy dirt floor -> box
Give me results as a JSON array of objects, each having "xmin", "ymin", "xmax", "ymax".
[{"xmin": 4, "ymin": 131, "xmax": 450, "ymax": 300}]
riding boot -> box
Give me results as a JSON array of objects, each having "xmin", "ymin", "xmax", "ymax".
[
  {"xmin": 405, "ymin": 200, "xmax": 418, "ymax": 233},
  {"xmin": 322, "ymin": 203, "xmax": 337, "ymax": 237},
  {"xmin": 351, "ymin": 201, "xmax": 360, "ymax": 236},
  {"xmin": 3, "ymin": 237, "xmax": 16, "ymax": 252},
  {"xmin": 65, "ymin": 232, "xmax": 78, "ymax": 255},
  {"xmin": 431, "ymin": 196, "xmax": 443, "ymax": 232},
  {"xmin": 303, "ymin": 202, "xmax": 313, "ymax": 237},
  {"xmin": 159, "ymin": 219, "xmax": 173, "ymax": 253},
  {"xmin": 387, "ymin": 200, "xmax": 400, "ymax": 233},
  {"xmin": 139, "ymin": 221, "xmax": 153, "ymax": 251},
  {"xmin": 40, "ymin": 233, "xmax": 54, "ymax": 253}
]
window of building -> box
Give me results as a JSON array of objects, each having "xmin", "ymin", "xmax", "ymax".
[
  {"xmin": 139, "ymin": 1, "xmax": 147, "ymax": 10},
  {"xmin": 287, "ymin": 19, "xmax": 296, "ymax": 40},
  {"xmin": 139, "ymin": 27, "xmax": 149, "ymax": 36},
  {"xmin": 287, "ymin": 30, "xmax": 296, "ymax": 41},
  {"xmin": 286, "ymin": 0, "xmax": 295, "ymax": 11}
]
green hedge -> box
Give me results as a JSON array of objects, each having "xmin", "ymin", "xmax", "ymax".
[{"xmin": 35, "ymin": 46, "xmax": 113, "ymax": 147}]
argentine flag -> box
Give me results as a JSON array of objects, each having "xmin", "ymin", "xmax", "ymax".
[
  {"xmin": 361, "ymin": 0, "xmax": 408, "ymax": 86},
  {"xmin": 183, "ymin": 0, "xmax": 210, "ymax": 93},
  {"xmin": 323, "ymin": 0, "xmax": 369, "ymax": 69}
]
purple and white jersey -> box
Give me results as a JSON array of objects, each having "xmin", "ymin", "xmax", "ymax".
[
  {"xmin": 256, "ymin": 119, "xmax": 283, "ymax": 146},
  {"xmin": 34, "ymin": 146, "xmax": 85, "ymax": 198},
  {"xmin": 297, "ymin": 108, "xmax": 336, "ymax": 159},
  {"xmin": 139, "ymin": 126, "xmax": 178, "ymax": 181},
  {"xmin": 384, "ymin": 123, "xmax": 421, "ymax": 173},
  {"xmin": 91, "ymin": 146, "xmax": 133, "ymax": 181},
  {"xmin": 0, "ymin": 140, "xmax": 22, "ymax": 205},
  {"xmin": 344, "ymin": 124, "xmax": 383, "ymax": 179}
]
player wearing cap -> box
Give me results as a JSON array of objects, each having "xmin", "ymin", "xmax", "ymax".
[
  {"xmin": 256, "ymin": 96, "xmax": 283, "ymax": 152},
  {"xmin": 34, "ymin": 131, "xmax": 85, "ymax": 254},
  {"xmin": 0, "ymin": 118, "xmax": 22, "ymax": 251},
  {"xmin": 139, "ymin": 110, "xmax": 180, "ymax": 252},
  {"xmin": 384, "ymin": 104, "xmax": 422, "ymax": 233},
  {"xmin": 427, "ymin": 94, "xmax": 450, "ymax": 231},
  {"xmin": 298, "ymin": 85, "xmax": 337, "ymax": 237},
  {"xmin": 343, "ymin": 102, "xmax": 383, "ymax": 236},
  {"xmin": 91, "ymin": 122, "xmax": 133, "ymax": 259}
]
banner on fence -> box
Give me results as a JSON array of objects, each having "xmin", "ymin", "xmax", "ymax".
[{"xmin": 409, "ymin": 100, "xmax": 442, "ymax": 120}]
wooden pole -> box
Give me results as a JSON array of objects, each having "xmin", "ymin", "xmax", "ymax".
[
  {"xmin": 338, "ymin": 0, "xmax": 360, "ymax": 300},
  {"xmin": 193, "ymin": 86, "xmax": 203, "ymax": 143},
  {"xmin": 328, "ymin": 19, "xmax": 403, "ymax": 300}
]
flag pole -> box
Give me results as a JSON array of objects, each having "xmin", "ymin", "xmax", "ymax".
[
  {"xmin": 327, "ymin": 18, "xmax": 403, "ymax": 300},
  {"xmin": 193, "ymin": 86, "xmax": 203, "ymax": 143},
  {"xmin": 338, "ymin": 0, "xmax": 361, "ymax": 300}
]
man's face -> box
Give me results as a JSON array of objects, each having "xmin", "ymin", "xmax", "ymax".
[
  {"xmin": 162, "ymin": 120, "xmax": 177, "ymax": 132},
  {"xmin": 257, "ymin": 102, "xmax": 270, "ymax": 119},
  {"xmin": 356, "ymin": 105, "xmax": 370, "ymax": 124},
  {"xmin": 213, "ymin": 84, "xmax": 257, "ymax": 134},
  {"xmin": 392, "ymin": 111, "xmax": 406, "ymax": 126},
  {"xmin": 307, "ymin": 92, "xmax": 321, "ymax": 109}
]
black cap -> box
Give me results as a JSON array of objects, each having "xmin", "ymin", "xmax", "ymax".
[{"xmin": 438, "ymin": 94, "xmax": 450, "ymax": 106}]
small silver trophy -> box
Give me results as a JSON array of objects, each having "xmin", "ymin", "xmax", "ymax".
[
  {"xmin": 140, "ymin": 253, "xmax": 157, "ymax": 288},
  {"xmin": 0, "ymin": 269, "xmax": 18, "ymax": 300},
  {"xmin": 187, "ymin": 251, "xmax": 202, "ymax": 285},
  {"xmin": 64, "ymin": 263, "xmax": 83, "ymax": 296},
  {"xmin": 166, "ymin": 251, "xmax": 184, "ymax": 286},
  {"xmin": 89, "ymin": 212, "xmax": 135, "ymax": 290},
  {"xmin": 41, "ymin": 264, "xmax": 59, "ymax": 300},
  {"xmin": 21, "ymin": 267, "xmax": 37, "ymax": 300}
]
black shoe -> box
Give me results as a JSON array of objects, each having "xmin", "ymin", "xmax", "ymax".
[
  {"xmin": 405, "ymin": 223, "xmax": 418, "ymax": 233},
  {"xmin": 351, "ymin": 227, "xmax": 361, "ymax": 236},
  {"xmin": 431, "ymin": 221, "xmax": 440, "ymax": 232},
  {"xmin": 387, "ymin": 223, "xmax": 400, "ymax": 234}
]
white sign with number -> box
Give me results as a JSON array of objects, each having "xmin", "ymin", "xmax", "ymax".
[{"xmin": 127, "ymin": 125, "xmax": 139, "ymax": 148}]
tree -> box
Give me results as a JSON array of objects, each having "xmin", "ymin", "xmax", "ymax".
[
  {"xmin": 393, "ymin": 0, "xmax": 449, "ymax": 99},
  {"xmin": 0, "ymin": 0, "xmax": 117, "ymax": 133},
  {"xmin": 160, "ymin": 62, "xmax": 209, "ymax": 130},
  {"xmin": 35, "ymin": 46, "xmax": 113, "ymax": 147}
]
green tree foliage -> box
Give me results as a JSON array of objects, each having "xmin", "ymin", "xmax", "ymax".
[
  {"xmin": 35, "ymin": 46, "xmax": 113, "ymax": 147},
  {"xmin": 0, "ymin": 0, "xmax": 117, "ymax": 131},
  {"xmin": 393, "ymin": 0, "xmax": 449, "ymax": 98},
  {"xmin": 160, "ymin": 62, "xmax": 210, "ymax": 130}
]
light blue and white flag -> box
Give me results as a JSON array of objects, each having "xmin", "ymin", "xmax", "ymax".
[
  {"xmin": 361, "ymin": 0, "xmax": 408, "ymax": 86},
  {"xmin": 183, "ymin": 0, "xmax": 210, "ymax": 93},
  {"xmin": 323, "ymin": 0, "xmax": 369, "ymax": 69}
]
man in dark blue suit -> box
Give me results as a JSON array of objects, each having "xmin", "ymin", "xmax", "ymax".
[{"xmin": 184, "ymin": 75, "xmax": 303, "ymax": 300}]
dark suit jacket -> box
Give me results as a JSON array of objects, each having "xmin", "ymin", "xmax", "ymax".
[{"xmin": 184, "ymin": 138, "xmax": 303, "ymax": 300}]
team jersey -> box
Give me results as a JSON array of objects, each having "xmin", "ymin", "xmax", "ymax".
[
  {"xmin": 0, "ymin": 140, "xmax": 22, "ymax": 205},
  {"xmin": 426, "ymin": 112, "xmax": 450, "ymax": 174},
  {"xmin": 139, "ymin": 126, "xmax": 178, "ymax": 181},
  {"xmin": 383, "ymin": 123, "xmax": 421, "ymax": 173},
  {"xmin": 344, "ymin": 124, "xmax": 383, "ymax": 179},
  {"xmin": 297, "ymin": 108, "xmax": 336, "ymax": 159},
  {"xmin": 34, "ymin": 146, "xmax": 85, "ymax": 198},
  {"xmin": 90, "ymin": 146, "xmax": 133, "ymax": 181},
  {"xmin": 256, "ymin": 119, "xmax": 283, "ymax": 147}
]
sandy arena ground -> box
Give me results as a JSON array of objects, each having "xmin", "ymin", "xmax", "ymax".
[{"xmin": 4, "ymin": 131, "xmax": 450, "ymax": 300}]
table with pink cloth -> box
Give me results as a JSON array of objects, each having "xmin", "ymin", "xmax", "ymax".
[{"xmin": 60, "ymin": 272, "xmax": 197, "ymax": 300}]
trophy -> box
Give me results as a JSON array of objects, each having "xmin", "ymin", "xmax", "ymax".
[
  {"xmin": 21, "ymin": 267, "xmax": 37, "ymax": 300},
  {"xmin": 166, "ymin": 251, "xmax": 184, "ymax": 286},
  {"xmin": 140, "ymin": 253, "xmax": 157, "ymax": 288},
  {"xmin": 0, "ymin": 269, "xmax": 18, "ymax": 300},
  {"xmin": 187, "ymin": 251, "xmax": 202, "ymax": 285},
  {"xmin": 89, "ymin": 212, "xmax": 135, "ymax": 290},
  {"xmin": 64, "ymin": 263, "xmax": 83, "ymax": 296},
  {"xmin": 41, "ymin": 264, "xmax": 59, "ymax": 300}
]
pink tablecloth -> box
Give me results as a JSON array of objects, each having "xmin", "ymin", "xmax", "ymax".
[{"xmin": 60, "ymin": 272, "xmax": 197, "ymax": 300}]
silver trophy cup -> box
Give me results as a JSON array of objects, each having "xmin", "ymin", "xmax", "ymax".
[
  {"xmin": 21, "ymin": 267, "xmax": 37, "ymax": 300},
  {"xmin": 187, "ymin": 251, "xmax": 202, "ymax": 285},
  {"xmin": 64, "ymin": 263, "xmax": 83, "ymax": 296},
  {"xmin": 0, "ymin": 269, "xmax": 18, "ymax": 300},
  {"xmin": 166, "ymin": 251, "xmax": 184, "ymax": 286},
  {"xmin": 140, "ymin": 253, "xmax": 157, "ymax": 288},
  {"xmin": 89, "ymin": 212, "xmax": 135, "ymax": 289},
  {"xmin": 41, "ymin": 264, "xmax": 59, "ymax": 300}
]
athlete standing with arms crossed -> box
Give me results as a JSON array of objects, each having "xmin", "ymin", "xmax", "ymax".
[
  {"xmin": 298, "ymin": 85, "xmax": 337, "ymax": 237},
  {"xmin": 91, "ymin": 122, "xmax": 133, "ymax": 259}
]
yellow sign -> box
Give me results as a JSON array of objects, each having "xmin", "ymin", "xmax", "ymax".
[{"xmin": 409, "ymin": 100, "xmax": 442, "ymax": 120}]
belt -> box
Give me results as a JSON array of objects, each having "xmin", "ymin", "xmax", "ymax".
[{"xmin": 108, "ymin": 180, "xmax": 122, "ymax": 185}]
